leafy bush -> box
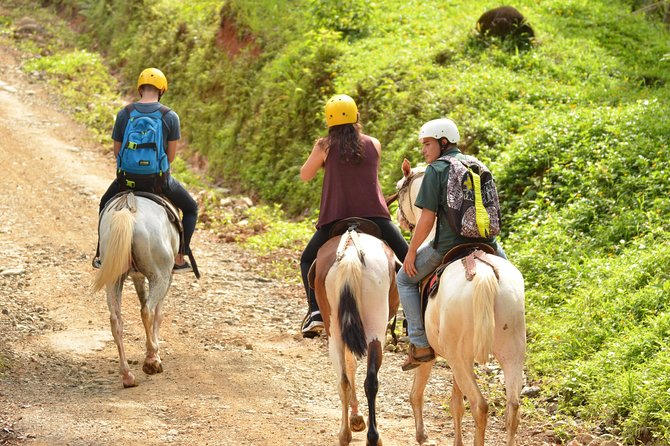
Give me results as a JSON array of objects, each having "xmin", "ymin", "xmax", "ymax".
[
  {"xmin": 23, "ymin": 49, "xmax": 120, "ymax": 143},
  {"xmin": 308, "ymin": 0, "xmax": 375, "ymax": 39}
]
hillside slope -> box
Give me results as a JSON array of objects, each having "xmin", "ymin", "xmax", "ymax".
[{"xmin": 3, "ymin": 0, "xmax": 670, "ymax": 443}]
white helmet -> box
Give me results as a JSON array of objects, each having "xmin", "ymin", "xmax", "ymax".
[{"xmin": 418, "ymin": 118, "xmax": 460, "ymax": 143}]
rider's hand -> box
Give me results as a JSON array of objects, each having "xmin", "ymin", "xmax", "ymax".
[{"xmin": 403, "ymin": 250, "xmax": 417, "ymax": 277}]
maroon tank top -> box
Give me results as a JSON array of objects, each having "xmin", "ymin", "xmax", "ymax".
[{"xmin": 316, "ymin": 134, "xmax": 391, "ymax": 228}]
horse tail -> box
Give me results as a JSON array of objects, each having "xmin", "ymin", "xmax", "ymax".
[
  {"xmin": 335, "ymin": 248, "xmax": 367, "ymax": 359},
  {"xmin": 472, "ymin": 263, "xmax": 499, "ymax": 364},
  {"xmin": 92, "ymin": 208, "xmax": 135, "ymax": 292}
]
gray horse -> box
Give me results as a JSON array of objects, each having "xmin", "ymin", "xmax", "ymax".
[{"xmin": 92, "ymin": 192, "xmax": 178, "ymax": 388}]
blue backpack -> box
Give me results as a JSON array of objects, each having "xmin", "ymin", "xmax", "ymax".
[{"xmin": 116, "ymin": 104, "xmax": 171, "ymax": 190}]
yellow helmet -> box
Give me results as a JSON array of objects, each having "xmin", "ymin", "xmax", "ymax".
[
  {"xmin": 137, "ymin": 68, "xmax": 168, "ymax": 95},
  {"xmin": 325, "ymin": 94, "xmax": 358, "ymax": 127}
]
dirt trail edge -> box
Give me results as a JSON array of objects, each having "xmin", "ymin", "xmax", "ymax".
[{"xmin": 0, "ymin": 43, "xmax": 546, "ymax": 446}]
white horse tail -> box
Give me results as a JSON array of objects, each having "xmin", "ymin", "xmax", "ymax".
[
  {"xmin": 472, "ymin": 262, "xmax": 499, "ymax": 364},
  {"xmin": 335, "ymin": 248, "xmax": 367, "ymax": 359},
  {"xmin": 92, "ymin": 208, "xmax": 135, "ymax": 292}
]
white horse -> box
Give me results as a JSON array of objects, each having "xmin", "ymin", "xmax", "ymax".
[
  {"xmin": 92, "ymin": 191, "xmax": 179, "ymax": 388},
  {"xmin": 312, "ymin": 222, "xmax": 399, "ymax": 446},
  {"xmin": 395, "ymin": 159, "xmax": 526, "ymax": 446}
]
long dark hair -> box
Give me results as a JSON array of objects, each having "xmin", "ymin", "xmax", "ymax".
[{"xmin": 327, "ymin": 123, "xmax": 364, "ymax": 164}]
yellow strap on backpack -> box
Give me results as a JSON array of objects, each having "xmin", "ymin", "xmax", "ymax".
[{"xmin": 469, "ymin": 168, "xmax": 491, "ymax": 238}]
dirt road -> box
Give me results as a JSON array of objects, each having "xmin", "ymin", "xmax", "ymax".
[{"xmin": 0, "ymin": 42, "xmax": 550, "ymax": 446}]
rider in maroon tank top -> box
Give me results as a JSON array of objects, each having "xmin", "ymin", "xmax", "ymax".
[
  {"xmin": 298, "ymin": 94, "xmax": 408, "ymax": 338},
  {"xmin": 317, "ymin": 134, "xmax": 390, "ymax": 228}
]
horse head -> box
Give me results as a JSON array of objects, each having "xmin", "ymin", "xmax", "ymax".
[{"xmin": 395, "ymin": 158, "xmax": 426, "ymax": 234}]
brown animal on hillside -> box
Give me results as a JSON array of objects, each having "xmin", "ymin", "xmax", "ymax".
[{"xmin": 476, "ymin": 6, "xmax": 535, "ymax": 40}]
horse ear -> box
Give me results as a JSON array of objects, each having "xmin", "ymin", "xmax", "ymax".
[{"xmin": 402, "ymin": 158, "xmax": 411, "ymax": 177}]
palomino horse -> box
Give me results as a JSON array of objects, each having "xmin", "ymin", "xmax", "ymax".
[
  {"xmin": 312, "ymin": 219, "xmax": 399, "ymax": 446},
  {"xmin": 395, "ymin": 159, "xmax": 526, "ymax": 446},
  {"xmin": 92, "ymin": 191, "xmax": 179, "ymax": 388}
]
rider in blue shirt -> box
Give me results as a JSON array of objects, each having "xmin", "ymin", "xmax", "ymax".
[{"xmin": 93, "ymin": 68, "xmax": 198, "ymax": 273}]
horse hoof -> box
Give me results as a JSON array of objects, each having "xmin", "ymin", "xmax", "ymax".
[
  {"xmin": 142, "ymin": 360, "xmax": 163, "ymax": 375},
  {"xmin": 367, "ymin": 438, "xmax": 382, "ymax": 446},
  {"xmin": 350, "ymin": 414, "xmax": 366, "ymax": 432},
  {"xmin": 339, "ymin": 430, "xmax": 352, "ymax": 446},
  {"xmin": 122, "ymin": 373, "xmax": 137, "ymax": 388}
]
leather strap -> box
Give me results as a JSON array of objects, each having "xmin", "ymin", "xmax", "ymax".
[{"xmin": 462, "ymin": 249, "xmax": 500, "ymax": 281}]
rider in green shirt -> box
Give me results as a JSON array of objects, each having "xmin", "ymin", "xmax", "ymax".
[{"xmin": 398, "ymin": 118, "xmax": 505, "ymax": 371}]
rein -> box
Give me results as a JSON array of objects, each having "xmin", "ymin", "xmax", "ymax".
[{"xmin": 397, "ymin": 170, "xmax": 425, "ymax": 233}]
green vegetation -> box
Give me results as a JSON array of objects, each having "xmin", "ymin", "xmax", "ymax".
[
  {"xmin": 23, "ymin": 50, "xmax": 120, "ymax": 143},
  {"xmin": 2, "ymin": 0, "xmax": 670, "ymax": 442}
]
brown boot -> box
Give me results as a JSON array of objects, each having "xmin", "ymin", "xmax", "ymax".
[{"xmin": 401, "ymin": 344, "xmax": 435, "ymax": 371}]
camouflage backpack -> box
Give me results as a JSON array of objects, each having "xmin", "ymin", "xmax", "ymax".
[{"xmin": 437, "ymin": 155, "xmax": 501, "ymax": 239}]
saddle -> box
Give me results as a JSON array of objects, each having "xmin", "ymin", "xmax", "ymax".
[
  {"xmin": 100, "ymin": 191, "xmax": 200, "ymax": 278},
  {"xmin": 418, "ymin": 243, "xmax": 499, "ymax": 319},
  {"xmin": 307, "ymin": 218, "xmax": 382, "ymax": 289}
]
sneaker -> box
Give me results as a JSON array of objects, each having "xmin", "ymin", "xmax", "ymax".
[
  {"xmin": 92, "ymin": 257, "xmax": 101, "ymax": 269},
  {"xmin": 172, "ymin": 261, "xmax": 193, "ymax": 274},
  {"xmin": 301, "ymin": 311, "xmax": 324, "ymax": 338}
]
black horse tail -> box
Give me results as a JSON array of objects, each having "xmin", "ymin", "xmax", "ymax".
[{"xmin": 336, "ymin": 251, "xmax": 367, "ymax": 358}]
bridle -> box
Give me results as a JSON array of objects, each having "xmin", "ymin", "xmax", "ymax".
[{"xmin": 394, "ymin": 170, "xmax": 425, "ymax": 234}]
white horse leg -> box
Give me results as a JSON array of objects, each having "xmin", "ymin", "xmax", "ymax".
[
  {"xmin": 338, "ymin": 374, "xmax": 353, "ymax": 446},
  {"xmin": 450, "ymin": 379, "xmax": 465, "ymax": 446},
  {"xmin": 450, "ymin": 363, "xmax": 488, "ymax": 446},
  {"xmin": 148, "ymin": 277, "xmax": 169, "ymax": 355},
  {"xmin": 494, "ymin": 279, "xmax": 526, "ymax": 445},
  {"xmin": 131, "ymin": 275, "xmax": 147, "ymax": 305},
  {"xmin": 133, "ymin": 274, "xmax": 169, "ymax": 352},
  {"xmin": 140, "ymin": 275, "xmax": 169, "ymax": 375},
  {"xmin": 106, "ymin": 280, "xmax": 136, "ymax": 388},
  {"xmin": 363, "ymin": 339, "xmax": 382, "ymax": 446},
  {"xmin": 409, "ymin": 361, "xmax": 434, "ymax": 445},
  {"xmin": 330, "ymin": 337, "xmax": 353, "ymax": 446},
  {"xmin": 501, "ymin": 359, "xmax": 522, "ymax": 446},
  {"xmin": 344, "ymin": 349, "xmax": 366, "ymax": 434},
  {"xmin": 495, "ymin": 341, "xmax": 524, "ymax": 445}
]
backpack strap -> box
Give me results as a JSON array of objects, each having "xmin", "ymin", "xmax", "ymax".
[
  {"xmin": 158, "ymin": 104, "xmax": 171, "ymax": 116},
  {"xmin": 431, "ymin": 155, "xmax": 457, "ymax": 249}
]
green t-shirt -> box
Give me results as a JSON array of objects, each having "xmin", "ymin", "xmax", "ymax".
[{"xmin": 415, "ymin": 148, "xmax": 498, "ymax": 254}]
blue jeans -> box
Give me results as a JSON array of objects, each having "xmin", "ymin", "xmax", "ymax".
[{"xmin": 397, "ymin": 244, "xmax": 445, "ymax": 349}]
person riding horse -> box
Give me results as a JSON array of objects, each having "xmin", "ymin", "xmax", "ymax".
[
  {"xmin": 298, "ymin": 94, "xmax": 408, "ymax": 338},
  {"xmin": 397, "ymin": 118, "xmax": 507, "ymax": 371},
  {"xmin": 395, "ymin": 157, "xmax": 526, "ymax": 446},
  {"xmin": 92, "ymin": 67, "xmax": 198, "ymax": 274}
]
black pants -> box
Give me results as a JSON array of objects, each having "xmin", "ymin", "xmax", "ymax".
[
  {"xmin": 299, "ymin": 217, "xmax": 408, "ymax": 313},
  {"xmin": 98, "ymin": 176, "xmax": 198, "ymax": 255}
]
